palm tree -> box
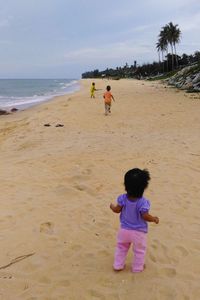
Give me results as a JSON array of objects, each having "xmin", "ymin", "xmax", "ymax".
[
  {"xmin": 164, "ymin": 22, "xmax": 181, "ymax": 70},
  {"xmin": 156, "ymin": 42, "xmax": 161, "ymax": 62},
  {"xmin": 156, "ymin": 41, "xmax": 161, "ymax": 72},
  {"xmin": 157, "ymin": 29, "xmax": 168, "ymax": 72},
  {"xmin": 172, "ymin": 25, "xmax": 181, "ymax": 67},
  {"xmin": 157, "ymin": 22, "xmax": 181, "ymax": 71}
]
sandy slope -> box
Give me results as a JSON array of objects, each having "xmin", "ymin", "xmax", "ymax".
[{"xmin": 0, "ymin": 79, "xmax": 200, "ymax": 300}]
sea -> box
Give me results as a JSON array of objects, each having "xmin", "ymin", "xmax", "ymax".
[{"xmin": 0, "ymin": 79, "xmax": 80, "ymax": 110}]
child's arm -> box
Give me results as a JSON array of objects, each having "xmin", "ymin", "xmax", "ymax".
[
  {"xmin": 141, "ymin": 212, "xmax": 159, "ymax": 224},
  {"xmin": 111, "ymin": 95, "xmax": 115, "ymax": 102},
  {"xmin": 110, "ymin": 203, "xmax": 122, "ymax": 213}
]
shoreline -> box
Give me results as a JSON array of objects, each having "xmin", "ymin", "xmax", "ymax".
[
  {"xmin": 0, "ymin": 78, "xmax": 80, "ymax": 112},
  {"xmin": 1, "ymin": 79, "xmax": 200, "ymax": 299}
]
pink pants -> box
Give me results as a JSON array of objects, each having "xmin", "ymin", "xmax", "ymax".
[{"xmin": 113, "ymin": 228, "xmax": 147, "ymax": 272}]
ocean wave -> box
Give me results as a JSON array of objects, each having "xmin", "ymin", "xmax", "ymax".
[{"xmin": 0, "ymin": 79, "xmax": 80, "ymax": 109}]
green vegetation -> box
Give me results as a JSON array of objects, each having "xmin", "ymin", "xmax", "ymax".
[
  {"xmin": 82, "ymin": 51, "xmax": 200, "ymax": 80},
  {"xmin": 147, "ymin": 70, "xmax": 178, "ymax": 81}
]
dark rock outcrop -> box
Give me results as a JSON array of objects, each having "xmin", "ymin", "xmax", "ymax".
[
  {"xmin": 0, "ymin": 109, "xmax": 10, "ymax": 115},
  {"xmin": 10, "ymin": 108, "xmax": 18, "ymax": 112},
  {"xmin": 166, "ymin": 64, "xmax": 200, "ymax": 92}
]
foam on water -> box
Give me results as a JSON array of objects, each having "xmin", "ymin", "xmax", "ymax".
[{"xmin": 0, "ymin": 79, "xmax": 80, "ymax": 109}]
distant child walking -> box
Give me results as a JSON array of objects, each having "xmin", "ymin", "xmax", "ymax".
[
  {"xmin": 110, "ymin": 168, "xmax": 159, "ymax": 273},
  {"xmin": 90, "ymin": 82, "xmax": 97, "ymax": 98},
  {"xmin": 103, "ymin": 85, "xmax": 115, "ymax": 115}
]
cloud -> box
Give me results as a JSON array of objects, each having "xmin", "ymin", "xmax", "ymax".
[
  {"xmin": 64, "ymin": 42, "xmax": 153, "ymax": 65},
  {"xmin": 178, "ymin": 12, "xmax": 200, "ymax": 32},
  {"xmin": 145, "ymin": 0, "xmax": 199, "ymax": 9},
  {"xmin": 0, "ymin": 17, "xmax": 12, "ymax": 28},
  {"xmin": 0, "ymin": 40, "xmax": 12, "ymax": 45}
]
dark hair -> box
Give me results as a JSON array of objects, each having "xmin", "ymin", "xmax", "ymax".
[
  {"xmin": 92, "ymin": 82, "xmax": 95, "ymax": 85},
  {"xmin": 106, "ymin": 85, "xmax": 111, "ymax": 91},
  {"xmin": 124, "ymin": 168, "xmax": 150, "ymax": 198}
]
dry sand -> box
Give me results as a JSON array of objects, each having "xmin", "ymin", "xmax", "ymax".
[{"xmin": 0, "ymin": 79, "xmax": 200, "ymax": 300}]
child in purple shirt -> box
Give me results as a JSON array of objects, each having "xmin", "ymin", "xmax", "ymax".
[{"xmin": 110, "ymin": 168, "xmax": 159, "ymax": 273}]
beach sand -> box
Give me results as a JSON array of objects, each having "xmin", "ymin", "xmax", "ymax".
[{"xmin": 0, "ymin": 79, "xmax": 200, "ymax": 300}]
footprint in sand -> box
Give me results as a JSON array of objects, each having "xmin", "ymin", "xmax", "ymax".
[
  {"xmin": 37, "ymin": 275, "xmax": 51, "ymax": 284},
  {"xmin": 149, "ymin": 252, "xmax": 157, "ymax": 263},
  {"xmin": 160, "ymin": 267, "xmax": 176, "ymax": 277},
  {"xmin": 70, "ymin": 172, "xmax": 91, "ymax": 183},
  {"xmin": 0, "ymin": 273, "xmax": 12, "ymax": 280},
  {"xmin": 73, "ymin": 183, "xmax": 96, "ymax": 196},
  {"xmin": 182, "ymin": 296, "xmax": 190, "ymax": 300},
  {"xmin": 97, "ymin": 249, "xmax": 110, "ymax": 256},
  {"xmin": 0, "ymin": 215, "xmax": 16, "ymax": 229},
  {"xmin": 40, "ymin": 222, "xmax": 54, "ymax": 235},
  {"xmin": 174, "ymin": 245, "xmax": 188, "ymax": 257},
  {"xmin": 96, "ymin": 184, "xmax": 103, "ymax": 191},
  {"xmin": 18, "ymin": 141, "xmax": 40, "ymax": 150},
  {"xmin": 150, "ymin": 240, "xmax": 171, "ymax": 264},
  {"xmin": 56, "ymin": 279, "xmax": 71, "ymax": 287},
  {"xmin": 88, "ymin": 289, "xmax": 106, "ymax": 300},
  {"xmin": 157, "ymin": 286, "xmax": 177, "ymax": 299},
  {"xmin": 73, "ymin": 183, "xmax": 87, "ymax": 191},
  {"xmin": 70, "ymin": 244, "xmax": 82, "ymax": 251}
]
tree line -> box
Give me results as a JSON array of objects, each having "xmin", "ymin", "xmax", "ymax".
[{"xmin": 82, "ymin": 22, "xmax": 200, "ymax": 79}]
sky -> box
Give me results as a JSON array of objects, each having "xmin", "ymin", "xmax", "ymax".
[{"xmin": 0, "ymin": 0, "xmax": 199, "ymax": 78}]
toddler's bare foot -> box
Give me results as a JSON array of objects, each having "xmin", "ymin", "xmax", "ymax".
[
  {"xmin": 113, "ymin": 265, "xmax": 126, "ymax": 272},
  {"xmin": 132, "ymin": 264, "xmax": 146, "ymax": 273}
]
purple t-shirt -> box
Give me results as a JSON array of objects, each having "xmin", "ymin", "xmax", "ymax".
[{"xmin": 117, "ymin": 194, "xmax": 150, "ymax": 233}]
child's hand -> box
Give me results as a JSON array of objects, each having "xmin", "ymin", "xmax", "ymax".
[
  {"xmin": 110, "ymin": 203, "xmax": 122, "ymax": 213},
  {"xmin": 110, "ymin": 203, "xmax": 114, "ymax": 210},
  {"xmin": 153, "ymin": 217, "xmax": 159, "ymax": 224}
]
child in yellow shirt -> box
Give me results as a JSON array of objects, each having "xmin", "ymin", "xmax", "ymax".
[{"xmin": 90, "ymin": 82, "xmax": 97, "ymax": 98}]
